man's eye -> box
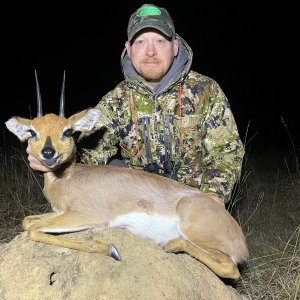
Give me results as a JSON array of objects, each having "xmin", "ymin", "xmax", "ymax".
[
  {"xmin": 155, "ymin": 39, "xmax": 166, "ymax": 47},
  {"xmin": 135, "ymin": 40, "xmax": 145, "ymax": 48}
]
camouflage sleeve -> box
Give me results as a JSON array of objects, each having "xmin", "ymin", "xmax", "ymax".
[
  {"xmin": 199, "ymin": 81, "xmax": 245, "ymax": 204},
  {"xmin": 79, "ymin": 88, "xmax": 122, "ymax": 165}
]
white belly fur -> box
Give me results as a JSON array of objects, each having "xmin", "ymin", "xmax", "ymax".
[{"xmin": 109, "ymin": 212, "xmax": 180, "ymax": 246}]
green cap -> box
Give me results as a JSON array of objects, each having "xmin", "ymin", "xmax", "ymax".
[{"xmin": 127, "ymin": 4, "xmax": 175, "ymax": 41}]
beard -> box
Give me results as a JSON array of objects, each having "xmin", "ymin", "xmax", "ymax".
[{"xmin": 138, "ymin": 59, "xmax": 165, "ymax": 82}]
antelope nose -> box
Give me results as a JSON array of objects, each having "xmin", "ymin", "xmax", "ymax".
[{"xmin": 42, "ymin": 147, "xmax": 55, "ymax": 159}]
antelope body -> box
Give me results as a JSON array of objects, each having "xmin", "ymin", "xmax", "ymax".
[{"xmin": 5, "ymin": 72, "xmax": 248, "ymax": 279}]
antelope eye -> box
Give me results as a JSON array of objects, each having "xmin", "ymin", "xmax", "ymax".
[
  {"xmin": 27, "ymin": 129, "xmax": 37, "ymax": 138},
  {"xmin": 62, "ymin": 128, "xmax": 73, "ymax": 138}
]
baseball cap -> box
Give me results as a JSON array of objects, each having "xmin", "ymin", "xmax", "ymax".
[{"xmin": 127, "ymin": 4, "xmax": 175, "ymax": 41}]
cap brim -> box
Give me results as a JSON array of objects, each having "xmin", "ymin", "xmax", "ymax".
[{"xmin": 128, "ymin": 20, "xmax": 173, "ymax": 41}]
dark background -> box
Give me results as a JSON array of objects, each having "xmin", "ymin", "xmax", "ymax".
[{"xmin": 1, "ymin": 1, "xmax": 299, "ymax": 154}]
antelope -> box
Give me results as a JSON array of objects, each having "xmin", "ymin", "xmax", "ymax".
[{"xmin": 5, "ymin": 71, "xmax": 248, "ymax": 280}]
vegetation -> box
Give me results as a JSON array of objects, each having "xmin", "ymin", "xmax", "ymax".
[
  {"xmin": 0, "ymin": 135, "xmax": 299, "ymax": 299},
  {"xmin": 231, "ymin": 145, "xmax": 299, "ymax": 299},
  {"xmin": 0, "ymin": 143, "xmax": 49, "ymax": 243}
]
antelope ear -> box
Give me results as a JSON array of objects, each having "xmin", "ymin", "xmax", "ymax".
[
  {"xmin": 69, "ymin": 108, "xmax": 103, "ymax": 133},
  {"xmin": 5, "ymin": 117, "xmax": 32, "ymax": 142}
]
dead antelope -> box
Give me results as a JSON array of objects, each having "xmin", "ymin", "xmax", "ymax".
[{"xmin": 5, "ymin": 71, "xmax": 248, "ymax": 279}]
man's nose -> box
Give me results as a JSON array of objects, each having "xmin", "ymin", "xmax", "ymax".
[{"xmin": 145, "ymin": 42, "xmax": 157, "ymax": 57}]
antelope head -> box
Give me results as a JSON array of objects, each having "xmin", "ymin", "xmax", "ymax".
[{"xmin": 5, "ymin": 70, "xmax": 102, "ymax": 168}]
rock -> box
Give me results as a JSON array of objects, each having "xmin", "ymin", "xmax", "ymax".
[{"xmin": 0, "ymin": 229, "xmax": 247, "ymax": 300}]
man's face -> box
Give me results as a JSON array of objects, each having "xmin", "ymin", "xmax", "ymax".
[{"xmin": 125, "ymin": 29, "xmax": 179, "ymax": 83}]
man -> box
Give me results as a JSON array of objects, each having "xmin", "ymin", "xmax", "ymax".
[{"xmin": 27, "ymin": 4, "xmax": 245, "ymax": 206}]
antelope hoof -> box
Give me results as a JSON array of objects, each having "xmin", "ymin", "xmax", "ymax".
[{"xmin": 109, "ymin": 244, "xmax": 121, "ymax": 261}]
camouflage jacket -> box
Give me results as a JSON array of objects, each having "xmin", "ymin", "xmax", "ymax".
[{"xmin": 80, "ymin": 35, "xmax": 245, "ymax": 203}]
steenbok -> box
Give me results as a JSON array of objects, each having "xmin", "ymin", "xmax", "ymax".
[{"xmin": 5, "ymin": 71, "xmax": 248, "ymax": 279}]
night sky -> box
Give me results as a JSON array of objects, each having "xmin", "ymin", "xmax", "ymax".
[{"xmin": 2, "ymin": 1, "xmax": 299, "ymax": 153}]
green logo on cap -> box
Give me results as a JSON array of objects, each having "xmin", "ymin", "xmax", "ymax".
[{"xmin": 136, "ymin": 6, "xmax": 161, "ymax": 17}]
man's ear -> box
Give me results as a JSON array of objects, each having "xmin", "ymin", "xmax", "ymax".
[
  {"xmin": 173, "ymin": 39, "xmax": 179, "ymax": 57},
  {"xmin": 125, "ymin": 41, "xmax": 131, "ymax": 58}
]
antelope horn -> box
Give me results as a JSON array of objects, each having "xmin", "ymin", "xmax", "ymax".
[
  {"xmin": 35, "ymin": 69, "xmax": 43, "ymax": 117},
  {"xmin": 59, "ymin": 71, "xmax": 65, "ymax": 117}
]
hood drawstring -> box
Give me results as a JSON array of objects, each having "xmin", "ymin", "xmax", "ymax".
[
  {"xmin": 179, "ymin": 82, "xmax": 201, "ymax": 154},
  {"xmin": 179, "ymin": 83, "xmax": 184, "ymax": 153},
  {"xmin": 119, "ymin": 92, "xmax": 141, "ymax": 159}
]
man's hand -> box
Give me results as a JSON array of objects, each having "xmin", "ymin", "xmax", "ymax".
[{"xmin": 26, "ymin": 139, "xmax": 51, "ymax": 172}]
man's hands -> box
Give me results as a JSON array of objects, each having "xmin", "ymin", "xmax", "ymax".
[{"xmin": 26, "ymin": 139, "xmax": 51, "ymax": 172}]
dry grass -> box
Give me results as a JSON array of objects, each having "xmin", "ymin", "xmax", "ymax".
[
  {"xmin": 0, "ymin": 144, "xmax": 50, "ymax": 243},
  {"xmin": 0, "ymin": 140, "xmax": 299, "ymax": 299},
  {"xmin": 230, "ymin": 147, "xmax": 300, "ymax": 299},
  {"xmin": 237, "ymin": 225, "xmax": 299, "ymax": 299}
]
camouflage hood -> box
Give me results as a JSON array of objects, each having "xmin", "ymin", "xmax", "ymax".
[{"xmin": 121, "ymin": 34, "xmax": 193, "ymax": 95}]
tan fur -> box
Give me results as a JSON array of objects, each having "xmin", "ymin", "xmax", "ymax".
[{"xmin": 6, "ymin": 111, "xmax": 249, "ymax": 280}]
